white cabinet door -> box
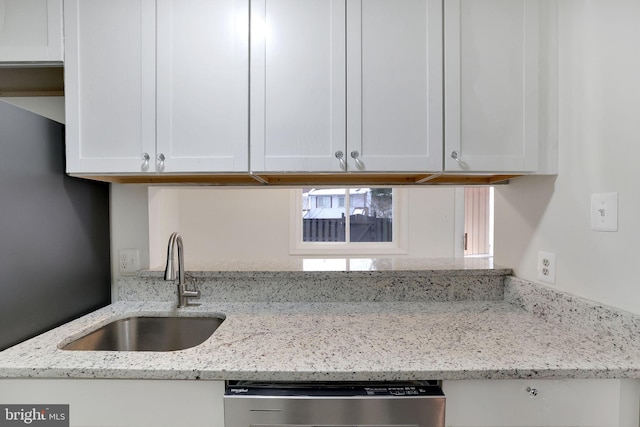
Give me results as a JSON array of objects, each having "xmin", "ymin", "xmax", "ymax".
[
  {"xmin": 443, "ymin": 379, "xmax": 638, "ymax": 427},
  {"xmin": 0, "ymin": 379, "xmax": 225, "ymax": 427},
  {"xmin": 251, "ymin": 0, "xmax": 442, "ymax": 173},
  {"xmin": 64, "ymin": 0, "xmax": 156, "ymax": 174},
  {"xmin": 346, "ymin": 0, "xmax": 442, "ymax": 172},
  {"xmin": 0, "ymin": 0, "xmax": 62, "ymax": 63},
  {"xmin": 250, "ymin": 0, "xmax": 346, "ymax": 172},
  {"xmin": 444, "ymin": 0, "xmax": 540, "ymax": 172},
  {"xmin": 156, "ymin": 0, "xmax": 249, "ymax": 173}
]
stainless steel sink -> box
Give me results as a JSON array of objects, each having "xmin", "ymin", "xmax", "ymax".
[{"xmin": 61, "ymin": 316, "xmax": 224, "ymax": 351}]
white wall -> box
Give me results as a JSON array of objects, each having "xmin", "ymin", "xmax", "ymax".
[
  {"xmin": 111, "ymin": 185, "xmax": 458, "ymax": 272},
  {"xmin": 149, "ymin": 188, "xmax": 293, "ymax": 268},
  {"xmin": 0, "ymin": 97, "xmax": 65, "ymax": 123},
  {"xmin": 495, "ymin": 0, "xmax": 640, "ymax": 314},
  {"xmin": 110, "ymin": 184, "xmax": 151, "ymax": 282}
]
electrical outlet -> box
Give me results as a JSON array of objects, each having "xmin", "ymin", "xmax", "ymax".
[
  {"xmin": 119, "ymin": 249, "xmax": 140, "ymax": 274},
  {"xmin": 537, "ymin": 251, "xmax": 556, "ymax": 285}
]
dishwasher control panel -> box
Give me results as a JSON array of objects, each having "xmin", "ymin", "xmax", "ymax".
[
  {"xmin": 226, "ymin": 381, "xmax": 444, "ymax": 397},
  {"xmin": 224, "ymin": 381, "xmax": 445, "ymax": 427}
]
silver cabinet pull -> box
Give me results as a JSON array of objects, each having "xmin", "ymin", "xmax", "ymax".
[
  {"xmin": 141, "ymin": 152, "xmax": 150, "ymax": 171},
  {"xmin": 350, "ymin": 150, "xmax": 364, "ymax": 170},
  {"xmin": 157, "ymin": 153, "xmax": 166, "ymax": 171},
  {"xmin": 335, "ymin": 151, "xmax": 346, "ymax": 170},
  {"xmin": 451, "ymin": 151, "xmax": 462, "ymax": 164},
  {"xmin": 526, "ymin": 387, "xmax": 538, "ymax": 398}
]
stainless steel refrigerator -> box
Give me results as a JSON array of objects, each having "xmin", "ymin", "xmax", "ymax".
[{"xmin": 0, "ymin": 100, "xmax": 110, "ymax": 351}]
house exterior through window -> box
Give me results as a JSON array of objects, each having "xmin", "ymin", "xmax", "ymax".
[{"xmin": 292, "ymin": 188, "xmax": 406, "ymax": 255}]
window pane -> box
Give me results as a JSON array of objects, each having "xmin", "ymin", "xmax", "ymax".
[
  {"xmin": 317, "ymin": 196, "xmax": 331, "ymax": 207},
  {"xmin": 302, "ymin": 189, "xmax": 346, "ymax": 242},
  {"xmin": 350, "ymin": 188, "xmax": 393, "ymax": 242}
]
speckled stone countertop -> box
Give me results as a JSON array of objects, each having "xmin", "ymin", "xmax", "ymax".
[
  {"xmin": 151, "ymin": 257, "xmax": 512, "ymax": 273},
  {"xmin": 1, "ymin": 260, "xmax": 639, "ymax": 381},
  {"xmin": 119, "ymin": 258, "xmax": 509, "ymax": 303}
]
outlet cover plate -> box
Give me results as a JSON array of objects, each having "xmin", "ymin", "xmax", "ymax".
[
  {"xmin": 119, "ymin": 248, "xmax": 140, "ymax": 274},
  {"xmin": 591, "ymin": 192, "xmax": 618, "ymax": 232},
  {"xmin": 537, "ymin": 251, "xmax": 557, "ymax": 285}
]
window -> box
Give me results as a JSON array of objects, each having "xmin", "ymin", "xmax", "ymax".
[
  {"xmin": 316, "ymin": 196, "xmax": 332, "ymax": 208},
  {"xmin": 291, "ymin": 188, "xmax": 407, "ymax": 255}
]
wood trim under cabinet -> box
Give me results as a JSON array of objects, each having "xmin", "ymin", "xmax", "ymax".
[
  {"xmin": 70, "ymin": 173, "xmax": 521, "ymax": 186},
  {"xmin": 0, "ymin": 66, "xmax": 64, "ymax": 96}
]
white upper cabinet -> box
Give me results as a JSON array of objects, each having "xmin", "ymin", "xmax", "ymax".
[
  {"xmin": 0, "ymin": 0, "xmax": 63, "ymax": 63},
  {"xmin": 156, "ymin": 0, "xmax": 248, "ymax": 173},
  {"xmin": 250, "ymin": 0, "xmax": 346, "ymax": 172},
  {"xmin": 65, "ymin": 0, "xmax": 156, "ymax": 174},
  {"xmin": 251, "ymin": 0, "xmax": 443, "ymax": 173},
  {"xmin": 65, "ymin": 0, "xmax": 249, "ymax": 175},
  {"xmin": 444, "ymin": 0, "xmax": 542, "ymax": 172},
  {"xmin": 63, "ymin": 0, "xmax": 555, "ymax": 177},
  {"xmin": 347, "ymin": 0, "xmax": 442, "ymax": 172}
]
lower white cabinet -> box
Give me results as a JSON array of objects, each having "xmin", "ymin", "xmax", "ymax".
[
  {"xmin": 0, "ymin": 379, "xmax": 225, "ymax": 427},
  {"xmin": 442, "ymin": 379, "xmax": 640, "ymax": 427},
  {"xmin": 2, "ymin": 378, "xmax": 639, "ymax": 426}
]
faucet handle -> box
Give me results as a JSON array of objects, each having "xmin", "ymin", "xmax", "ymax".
[
  {"xmin": 186, "ymin": 291, "xmax": 201, "ymax": 306},
  {"xmin": 182, "ymin": 289, "xmax": 200, "ymax": 298},
  {"xmin": 178, "ymin": 285, "xmax": 201, "ymax": 308}
]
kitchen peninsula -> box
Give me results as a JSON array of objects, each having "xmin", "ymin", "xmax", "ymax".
[{"xmin": 1, "ymin": 259, "xmax": 639, "ymax": 426}]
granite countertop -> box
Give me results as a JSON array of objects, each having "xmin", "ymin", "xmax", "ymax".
[
  {"xmin": 1, "ymin": 297, "xmax": 639, "ymax": 381},
  {"xmin": 1, "ymin": 260, "xmax": 639, "ymax": 381},
  {"xmin": 148, "ymin": 257, "xmax": 512, "ymax": 274}
]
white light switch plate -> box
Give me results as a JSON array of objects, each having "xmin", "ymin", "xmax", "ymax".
[{"xmin": 591, "ymin": 192, "xmax": 618, "ymax": 232}]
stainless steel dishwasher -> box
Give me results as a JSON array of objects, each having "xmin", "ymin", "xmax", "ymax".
[{"xmin": 224, "ymin": 381, "xmax": 445, "ymax": 427}]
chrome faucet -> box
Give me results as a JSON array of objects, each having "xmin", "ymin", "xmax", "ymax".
[{"xmin": 164, "ymin": 232, "xmax": 200, "ymax": 307}]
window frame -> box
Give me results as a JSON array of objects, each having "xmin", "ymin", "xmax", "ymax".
[{"xmin": 289, "ymin": 187, "xmax": 408, "ymax": 255}]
